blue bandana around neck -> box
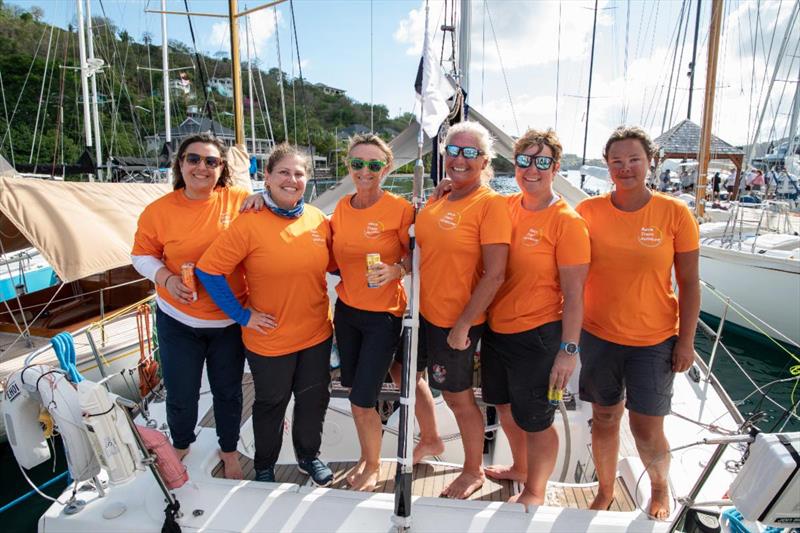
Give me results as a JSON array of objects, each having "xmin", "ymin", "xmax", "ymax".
[{"xmin": 263, "ymin": 189, "xmax": 304, "ymax": 218}]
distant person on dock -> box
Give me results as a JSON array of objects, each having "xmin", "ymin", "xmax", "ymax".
[
  {"xmin": 711, "ymin": 171, "xmax": 722, "ymax": 203},
  {"xmin": 407, "ymin": 121, "xmax": 512, "ymax": 499},
  {"xmin": 131, "ymin": 133, "xmax": 249, "ymax": 480},
  {"xmin": 196, "ymin": 144, "xmax": 336, "ymax": 487},
  {"xmin": 479, "ymin": 128, "xmax": 590, "ymax": 507},
  {"xmin": 576, "ymin": 126, "xmax": 700, "ymax": 519},
  {"xmin": 330, "ymin": 134, "xmax": 413, "ymax": 491}
]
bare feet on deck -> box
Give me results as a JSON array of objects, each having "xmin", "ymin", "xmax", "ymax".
[
  {"xmin": 412, "ymin": 438, "xmax": 445, "ymax": 465},
  {"xmin": 349, "ymin": 464, "xmax": 380, "ymax": 492},
  {"xmin": 588, "ymin": 490, "xmax": 614, "ymax": 511},
  {"xmin": 484, "ymin": 464, "xmax": 527, "ymax": 483},
  {"xmin": 218, "ymin": 450, "xmax": 244, "ymax": 480},
  {"xmin": 648, "ymin": 485, "xmax": 671, "ymax": 520},
  {"xmin": 509, "ymin": 488, "xmax": 544, "ymax": 510},
  {"xmin": 346, "ymin": 460, "xmax": 366, "ymax": 486},
  {"xmin": 174, "ymin": 446, "xmax": 190, "ymax": 461},
  {"xmin": 440, "ymin": 470, "xmax": 485, "ymax": 499}
]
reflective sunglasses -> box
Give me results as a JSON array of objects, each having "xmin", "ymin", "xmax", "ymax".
[
  {"xmin": 348, "ymin": 158, "xmax": 387, "ymax": 172},
  {"xmin": 445, "ymin": 145, "xmax": 483, "ymax": 159},
  {"xmin": 515, "ymin": 154, "xmax": 555, "ymax": 171},
  {"xmin": 182, "ymin": 152, "xmax": 223, "ymax": 169}
]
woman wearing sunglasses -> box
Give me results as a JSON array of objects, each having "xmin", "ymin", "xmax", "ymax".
[
  {"xmin": 132, "ymin": 133, "xmax": 250, "ymax": 479},
  {"xmin": 329, "ymin": 134, "xmax": 413, "ymax": 491},
  {"xmin": 479, "ymin": 129, "xmax": 590, "ymax": 507},
  {"xmin": 576, "ymin": 126, "xmax": 699, "ymax": 519},
  {"xmin": 406, "ymin": 121, "xmax": 512, "ymax": 499},
  {"xmin": 195, "ymin": 143, "xmax": 336, "ymax": 487}
]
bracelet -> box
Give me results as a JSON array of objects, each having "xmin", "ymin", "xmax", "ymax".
[
  {"xmin": 396, "ymin": 263, "xmax": 407, "ymax": 279},
  {"xmin": 162, "ymin": 274, "xmax": 177, "ymax": 288}
]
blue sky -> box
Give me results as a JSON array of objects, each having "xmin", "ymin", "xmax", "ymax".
[{"xmin": 9, "ymin": 0, "xmax": 798, "ymax": 159}]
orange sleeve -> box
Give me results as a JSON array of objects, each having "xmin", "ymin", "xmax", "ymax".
[
  {"xmin": 674, "ymin": 203, "xmax": 700, "ymax": 253},
  {"xmin": 556, "ymin": 214, "xmax": 591, "ymax": 266},
  {"xmin": 479, "ymin": 194, "xmax": 512, "ymax": 245},
  {"xmin": 131, "ymin": 205, "xmax": 164, "ymax": 258},
  {"xmin": 398, "ymin": 200, "xmax": 414, "ymax": 252},
  {"xmin": 324, "ymin": 216, "xmax": 339, "ymax": 273},
  {"xmin": 196, "ymin": 216, "xmax": 251, "ymax": 276}
]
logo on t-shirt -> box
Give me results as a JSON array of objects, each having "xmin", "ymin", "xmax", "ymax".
[
  {"xmin": 364, "ymin": 221, "xmax": 385, "ymax": 239},
  {"xmin": 438, "ymin": 211, "xmax": 461, "ymax": 230},
  {"xmin": 521, "ymin": 227, "xmax": 542, "ymax": 247},
  {"xmin": 310, "ymin": 228, "xmax": 326, "ymax": 247},
  {"xmin": 638, "ymin": 226, "xmax": 663, "ymax": 247},
  {"xmin": 219, "ymin": 212, "xmax": 232, "ymax": 229}
]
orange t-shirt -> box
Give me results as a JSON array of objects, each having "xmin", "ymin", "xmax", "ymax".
[
  {"xmin": 132, "ymin": 186, "xmax": 250, "ymax": 320},
  {"xmin": 489, "ymin": 195, "xmax": 590, "ymax": 334},
  {"xmin": 196, "ymin": 206, "xmax": 333, "ymax": 356},
  {"xmin": 331, "ymin": 192, "xmax": 413, "ymax": 316},
  {"xmin": 576, "ymin": 193, "xmax": 699, "ymax": 346},
  {"xmin": 416, "ymin": 185, "xmax": 512, "ymax": 328}
]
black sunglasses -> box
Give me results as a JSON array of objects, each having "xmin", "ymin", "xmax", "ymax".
[
  {"xmin": 348, "ymin": 158, "xmax": 387, "ymax": 172},
  {"xmin": 445, "ymin": 145, "xmax": 483, "ymax": 159},
  {"xmin": 182, "ymin": 153, "xmax": 223, "ymax": 169},
  {"xmin": 515, "ymin": 154, "xmax": 555, "ymax": 171}
]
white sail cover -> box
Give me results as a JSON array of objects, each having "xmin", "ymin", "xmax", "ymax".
[{"xmin": 0, "ymin": 176, "xmax": 170, "ymax": 282}]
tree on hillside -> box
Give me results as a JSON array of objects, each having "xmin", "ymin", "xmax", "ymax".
[{"xmin": 29, "ymin": 6, "xmax": 43, "ymax": 21}]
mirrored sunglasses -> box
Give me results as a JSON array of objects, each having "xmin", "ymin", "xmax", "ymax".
[
  {"xmin": 349, "ymin": 158, "xmax": 387, "ymax": 172},
  {"xmin": 182, "ymin": 153, "xmax": 223, "ymax": 169},
  {"xmin": 445, "ymin": 145, "xmax": 483, "ymax": 159},
  {"xmin": 515, "ymin": 154, "xmax": 554, "ymax": 171}
]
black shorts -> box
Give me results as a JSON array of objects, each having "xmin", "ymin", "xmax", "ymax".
[
  {"xmin": 334, "ymin": 299, "xmax": 402, "ymax": 408},
  {"xmin": 393, "ymin": 315, "xmax": 483, "ymax": 392},
  {"xmin": 578, "ymin": 330, "xmax": 677, "ymax": 417},
  {"xmin": 481, "ymin": 321, "xmax": 563, "ymax": 432}
]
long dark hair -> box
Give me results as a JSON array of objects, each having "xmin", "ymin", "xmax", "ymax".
[{"xmin": 171, "ymin": 133, "xmax": 232, "ymax": 191}]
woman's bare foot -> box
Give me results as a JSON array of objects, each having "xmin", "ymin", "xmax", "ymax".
[
  {"xmin": 219, "ymin": 450, "xmax": 243, "ymax": 480},
  {"xmin": 509, "ymin": 487, "xmax": 544, "ymax": 510},
  {"xmin": 174, "ymin": 446, "xmax": 190, "ymax": 461},
  {"xmin": 349, "ymin": 464, "xmax": 380, "ymax": 492},
  {"xmin": 589, "ymin": 490, "xmax": 614, "ymax": 511},
  {"xmin": 648, "ymin": 485, "xmax": 671, "ymax": 520},
  {"xmin": 412, "ymin": 438, "xmax": 445, "ymax": 465},
  {"xmin": 440, "ymin": 470, "xmax": 485, "ymax": 499},
  {"xmin": 484, "ymin": 464, "xmax": 527, "ymax": 483},
  {"xmin": 346, "ymin": 460, "xmax": 366, "ymax": 486}
]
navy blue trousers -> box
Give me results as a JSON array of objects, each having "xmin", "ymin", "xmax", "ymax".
[{"xmin": 156, "ymin": 307, "xmax": 245, "ymax": 452}]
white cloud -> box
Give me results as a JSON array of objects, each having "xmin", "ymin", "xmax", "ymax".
[{"xmin": 210, "ymin": 8, "xmax": 281, "ymax": 63}]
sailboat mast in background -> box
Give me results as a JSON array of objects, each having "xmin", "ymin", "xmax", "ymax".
[
  {"xmin": 74, "ymin": 0, "xmax": 93, "ymax": 179},
  {"xmin": 161, "ymin": 0, "xmax": 171, "ymax": 149},
  {"xmin": 85, "ymin": 0, "xmax": 103, "ymax": 180}
]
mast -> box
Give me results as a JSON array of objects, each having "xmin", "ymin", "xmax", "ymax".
[
  {"xmin": 687, "ymin": 0, "xmax": 702, "ymax": 120},
  {"xmin": 229, "ymin": 0, "xmax": 245, "ymax": 145},
  {"xmin": 695, "ymin": 0, "xmax": 723, "ymax": 218},
  {"xmin": 75, "ymin": 0, "xmax": 93, "ymax": 159},
  {"xmin": 85, "ymin": 0, "xmax": 103, "ymax": 180},
  {"xmin": 161, "ymin": 0, "xmax": 171, "ymax": 147},
  {"xmin": 581, "ymin": 0, "xmax": 599, "ymax": 185},
  {"xmin": 458, "ymin": 0, "xmax": 471, "ymax": 96},
  {"xmin": 246, "ymin": 14, "xmax": 257, "ymax": 154}
]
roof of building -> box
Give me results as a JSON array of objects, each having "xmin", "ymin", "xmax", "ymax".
[
  {"xmin": 173, "ymin": 117, "xmax": 235, "ymax": 138},
  {"xmin": 654, "ymin": 119, "xmax": 744, "ymax": 156}
]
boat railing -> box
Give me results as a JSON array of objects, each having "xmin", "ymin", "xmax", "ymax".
[
  {"xmin": 698, "ymin": 279, "xmax": 800, "ymax": 431},
  {"xmin": 718, "ymin": 200, "xmax": 796, "ymax": 250}
]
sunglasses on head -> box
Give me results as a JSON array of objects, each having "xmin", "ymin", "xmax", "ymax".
[
  {"xmin": 348, "ymin": 158, "xmax": 387, "ymax": 172},
  {"xmin": 445, "ymin": 145, "xmax": 483, "ymax": 159},
  {"xmin": 182, "ymin": 153, "xmax": 223, "ymax": 169},
  {"xmin": 515, "ymin": 154, "xmax": 555, "ymax": 171}
]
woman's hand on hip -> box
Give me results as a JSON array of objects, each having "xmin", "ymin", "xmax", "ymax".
[
  {"xmin": 671, "ymin": 339, "xmax": 694, "ymax": 373},
  {"xmin": 246, "ymin": 310, "xmax": 278, "ymax": 334},
  {"xmin": 549, "ymin": 351, "xmax": 577, "ymax": 391}
]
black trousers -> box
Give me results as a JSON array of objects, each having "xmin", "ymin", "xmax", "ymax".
[{"xmin": 245, "ymin": 336, "xmax": 332, "ymax": 470}]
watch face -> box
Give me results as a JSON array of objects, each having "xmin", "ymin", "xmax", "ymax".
[{"xmin": 564, "ymin": 342, "xmax": 579, "ymax": 355}]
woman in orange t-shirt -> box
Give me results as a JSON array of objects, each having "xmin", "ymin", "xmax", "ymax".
[
  {"xmin": 195, "ymin": 144, "xmax": 335, "ymax": 487},
  {"xmin": 330, "ymin": 134, "xmax": 413, "ymax": 491},
  {"xmin": 480, "ymin": 129, "xmax": 590, "ymax": 507},
  {"xmin": 576, "ymin": 126, "xmax": 700, "ymax": 518},
  {"xmin": 412, "ymin": 121, "xmax": 512, "ymax": 499},
  {"xmin": 131, "ymin": 133, "xmax": 249, "ymax": 479}
]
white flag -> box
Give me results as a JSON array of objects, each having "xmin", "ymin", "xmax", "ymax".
[{"xmin": 415, "ymin": 18, "xmax": 455, "ymax": 138}]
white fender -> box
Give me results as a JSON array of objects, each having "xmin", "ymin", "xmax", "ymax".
[
  {"xmin": 78, "ymin": 380, "xmax": 140, "ymax": 485},
  {"xmin": 20, "ymin": 365, "xmax": 101, "ymax": 482},
  {"xmin": 2, "ymin": 369, "xmax": 50, "ymax": 469}
]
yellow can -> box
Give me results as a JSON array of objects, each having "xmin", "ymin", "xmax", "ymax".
[{"xmin": 366, "ymin": 253, "xmax": 381, "ymax": 288}]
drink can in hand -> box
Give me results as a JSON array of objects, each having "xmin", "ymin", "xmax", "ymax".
[
  {"xmin": 366, "ymin": 253, "xmax": 381, "ymax": 288},
  {"xmin": 181, "ymin": 262, "xmax": 198, "ymax": 302}
]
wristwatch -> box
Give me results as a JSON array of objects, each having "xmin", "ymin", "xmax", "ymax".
[{"xmin": 559, "ymin": 342, "xmax": 580, "ymax": 355}]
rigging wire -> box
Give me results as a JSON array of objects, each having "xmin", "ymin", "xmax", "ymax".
[
  {"xmin": 183, "ymin": 0, "xmax": 214, "ymax": 123},
  {"xmin": 480, "ymin": 0, "xmax": 486, "ymax": 109},
  {"xmin": 556, "ymin": 1, "xmax": 561, "ymax": 129},
  {"xmin": 33, "ymin": 30, "xmax": 61, "ymax": 172},
  {"xmin": 51, "ymin": 30, "xmax": 70, "ymax": 178},
  {"xmin": 288, "ymin": 0, "xmax": 313, "ymax": 160},
  {"xmin": 0, "ymin": 71, "xmax": 13, "ymax": 167},
  {"xmin": 29, "ymin": 25, "xmax": 55, "ymax": 165},
  {"xmin": 621, "ymin": 0, "xmax": 630, "ymax": 124},
  {"xmin": 273, "ymin": 5, "xmax": 289, "ymax": 142},
  {"xmin": 661, "ymin": 0, "xmax": 688, "ymax": 133},
  {"xmin": 484, "ymin": 1, "xmax": 520, "ymax": 135},
  {"xmin": 668, "ymin": 0, "xmax": 693, "ymax": 129}
]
